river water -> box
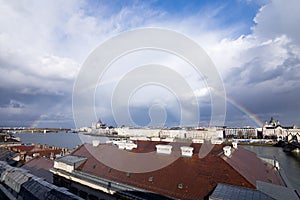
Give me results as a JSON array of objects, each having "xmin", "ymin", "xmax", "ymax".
[
  {"xmin": 13, "ymin": 132, "xmax": 300, "ymax": 192},
  {"xmin": 12, "ymin": 132, "xmax": 108, "ymax": 149}
]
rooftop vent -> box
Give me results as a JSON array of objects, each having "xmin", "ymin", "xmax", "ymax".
[
  {"xmin": 118, "ymin": 142, "xmax": 126, "ymax": 150},
  {"xmin": 92, "ymin": 140, "xmax": 100, "ymax": 147},
  {"xmin": 192, "ymin": 139, "xmax": 204, "ymax": 143},
  {"xmin": 178, "ymin": 183, "xmax": 183, "ymax": 189},
  {"xmin": 156, "ymin": 144, "xmax": 172, "ymax": 154},
  {"xmin": 232, "ymin": 141, "xmax": 238, "ymax": 149},
  {"xmin": 117, "ymin": 141, "xmax": 137, "ymax": 150},
  {"xmin": 150, "ymin": 137, "xmax": 161, "ymax": 141},
  {"xmin": 148, "ymin": 176, "xmax": 153, "ymax": 182},
  {"xmin": 161, "ymin": 138, "xmax": 174, "ymax": 142},
  {"xmin": 223, "ymin": 146, "xmax": 232, "ymax": 157},
  {"xmin": 180, "ymin": 146, "xmax": 194, "ymax": 157}
]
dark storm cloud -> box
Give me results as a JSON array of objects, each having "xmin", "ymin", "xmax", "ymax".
[
  {"xmin": 225, "ymin": 52, "xmax": 300, "ymax": 126},
  {"xmin": 229, "ymin": 59, "xmax": 281, "ymax": 84},
  {"xmin": 1, "ymin": 0, "xmax": 300, "ymax": 128},
  {"xmin": 0, "ymin": 86, "xmax": 74, "ymax": 127}
]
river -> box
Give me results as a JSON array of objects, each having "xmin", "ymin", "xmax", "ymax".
[
  {"xmin": 12, "ymin": 132, "xmax": 108, "ymax": 149},
  {"xmin": 12, "ymin": 132, "xmax": 300, "ymax": 192}
]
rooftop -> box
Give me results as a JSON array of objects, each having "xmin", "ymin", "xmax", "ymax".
[
  {"xmin": 63, "ymin": 141, "xmax": 285, "ymax": 200},
  {"xmin": 55, "ymin": 155, "xmax": 87, "ymax": 165},
  {"xmin": 209, "ymin": 183, "xmax": 274, "ymax": 200},
  {"xmin": 21, "ymin": 157, "xmax": 54, "ymax": 183},
  {"xmin": 0, "ymin": 161, "xmax": 82, "ymax": 200},
  {"xmin": 222, "ymin": 147, "xmax": 284, "ymax": 186}
]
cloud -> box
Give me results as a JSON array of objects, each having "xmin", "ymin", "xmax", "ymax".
[
  {"xmin": 0, "ymin": 0, "xmax": 299, "ymax": 127},
  {"xmin": 253, "ymin": 0, "xmax": 300, "ymax": 45},
  {"xmin": 8, "ymin": 100, "xmax": 25, "ymax": 108}
]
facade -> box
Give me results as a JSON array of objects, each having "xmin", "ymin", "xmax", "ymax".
[
  {"xmin": 262, "ymin": 117, "xmax": 297, "ymax": 140},
  {"xmin": 224, "ymin": 127, "xmax": 257, "ymax": 138},
  {"xmin": 116, "ymin": 127, "xmax": 223, "ymax": 140},
  {"xmin": 286, "ymin": 127, "xmax": 300, "ymax": 142},
  {"xmin": 51, "ymin": 141, "xmax": 286, "ymax": 200}
]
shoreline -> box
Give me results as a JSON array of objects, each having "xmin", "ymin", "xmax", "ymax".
[{"xmin": 237, "ymin": 142, "xmax": 276, "ymax": 147}]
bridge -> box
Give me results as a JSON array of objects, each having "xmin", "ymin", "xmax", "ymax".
[{"xmin": 0, "ymin": 127, "xmax": 71, "ymax": 133}]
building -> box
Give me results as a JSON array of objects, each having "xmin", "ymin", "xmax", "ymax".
[
  {"xmin": 286, "ymin": 126, "xmax": 300, "ymax": 142},
  {"xmin": 0, "ymin": 161, "xmax": 83, "ymax": 200},
  {"xmin": 51, "ymin": 140, "xmax": 292, "ymax": 200},
  {"xmin": 224, "ymin": 127, "xmax": 257, "ymax": 139},
  {"xmin": 262, "ymin": 117, "xmax": 293, "ymax": 140},
  {"xmin": 21, "ymin": 157, "xmax": 54, "ymax": 183},
  {"xmin": 5, "ymin": 144, "xmax": 71, "ymax": 162},
  {"xmin": 0, "ymin": 147, "xmax": 19, "ymax": 166},
  {"xmin": 116, "ymin": 126, "xmax": 222, "ymax": 140}
]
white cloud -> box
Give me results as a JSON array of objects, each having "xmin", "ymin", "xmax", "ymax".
[
  {"xmin": 1, "ymin": 0, "xmax": 300, "ymax": 126},
  {"xmin": 253, "ymin": 0, "xmax": 300, "ymax": 45}
]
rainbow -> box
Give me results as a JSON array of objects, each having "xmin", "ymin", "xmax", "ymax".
[
  {"xmin": 225, "ymin": 96, "xmax": 263, "ymax": 127},
  {"xmin": 28, "ymin": 95, "xmax": 73, "ymax": 128},
  {"xmin": 29, "ymin": 114, "xmax": 48, "ymax": 128}
]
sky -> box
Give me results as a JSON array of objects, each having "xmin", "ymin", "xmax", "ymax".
[{"xmin": 0, "ymin": 0, "xmax": 300, "ymax": 128}]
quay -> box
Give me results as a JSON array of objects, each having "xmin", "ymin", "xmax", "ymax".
[{"xmin": 1, "ymin": 127, "xmax": 71, "ymax": 133}]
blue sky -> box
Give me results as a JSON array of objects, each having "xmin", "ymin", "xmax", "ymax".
[{"xmin": 0, "ymin": 0, "xmax": 299, "ymax": 128}]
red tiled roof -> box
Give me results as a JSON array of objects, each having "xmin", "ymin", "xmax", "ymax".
[
  {"xmin": 10, "ymin": 145, "xmax": 35, "ymax": 152},
  {"xmin": 70, "ymin": 142, "xmax": 284, "ymax": 200},
  {"xmin": 29, "ymin": 149, "xmax": 62, "ymax": 157},
  {"xmin": 8, "ymin": 145, "xmax": 62, "ymax": 157}
]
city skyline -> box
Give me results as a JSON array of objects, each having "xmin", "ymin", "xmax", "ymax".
[{"xmin": 0, "ymin": 0, "xmax": 299, "ymax": 128}]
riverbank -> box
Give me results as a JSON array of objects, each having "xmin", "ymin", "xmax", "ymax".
[
  {"xmin": 3, "ymin": 128, "xmax": 71, "ymax": 133},
  {"xmin": 237, "ymin": 142, "xmax": 275, "ymax": 147}
]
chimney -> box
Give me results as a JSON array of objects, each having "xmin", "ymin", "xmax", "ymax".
[
  {"xmin": 156, "ymin": 144, "xmax": 172, "ymax": 154},
  {"xmin": 232, "ymin": 141, "xmax": 238, "ymax": 149},
  {"xmin": 223, "ymin": 146, "xmax": 232, "ymax": 157},
  {"xmin": 180, "ymin": 146, "xmax": 194, "ymax": 157},
  {"xmin": 92, "ymin": 140, "xmax": 100, "ymax": 147}
]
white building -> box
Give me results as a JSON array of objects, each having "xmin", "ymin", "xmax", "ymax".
[
  {"xmin": 262, "ymin": 117, "xmax": 289, "ymax": 140},
  {"xmin": 117, "ymin": 127, "xmax": 221, "ymax": 140}
]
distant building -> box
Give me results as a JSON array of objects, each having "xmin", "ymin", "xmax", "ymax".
[
  {"xmin": 262, "ymin": 117, "xmax": 292, "ymax": 140},
  {"xmin": 286, "ymin": 126, "xmax": 300, "ymax": 143},
  {"xmin": 95, "ymin": 119, "xmax": 106, "ymax": 129},
  {"xmin": 51, "ymin": 141, "xmax": 289, "ymax": 200},
  {"xmin": 116, "ymin": 126, "xmax": 222, "ymax": 140},
  {"xmin": 224, "ymin": 127, "xmax": 257, "ymax": 139},
  {"xmin": 5, "ymin": 144, "xmax": 70, "ymax": 161}
]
